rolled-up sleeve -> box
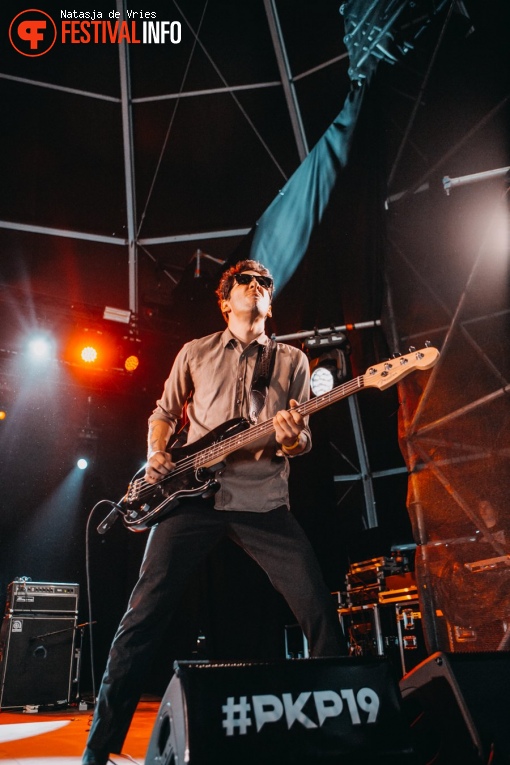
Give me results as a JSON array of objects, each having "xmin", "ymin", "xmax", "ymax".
[{"xmin": 148, "ymin": 343, "xmax": 193, "ymax": 435}]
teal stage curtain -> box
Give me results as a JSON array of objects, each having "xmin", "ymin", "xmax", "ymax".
[{"xmin": 249, "ymin": 85, "xmax": 366, "ymax": 295}]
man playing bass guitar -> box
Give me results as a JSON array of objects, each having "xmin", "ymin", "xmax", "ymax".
[{"xmin": 83, "ymin": 259, "xmax": 345, "ymax": 765}]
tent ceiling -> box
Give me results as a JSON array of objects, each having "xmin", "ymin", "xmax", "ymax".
[{"xmin": 0, "ymin": 0, "xmax": 507, "ymax": 355}]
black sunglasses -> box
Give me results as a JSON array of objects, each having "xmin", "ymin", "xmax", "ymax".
[{"xmin": 234, "ymin": 272, "xmax": 273, "ymax": 290}]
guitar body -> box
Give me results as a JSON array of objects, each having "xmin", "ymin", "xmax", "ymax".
[{"xmin": 121, "ymin": 417, "xmax": 251, "ymax": 531}]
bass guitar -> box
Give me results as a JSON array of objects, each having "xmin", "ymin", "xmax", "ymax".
[{"xmin": 100, "ymin": 346, "xmax": 439, "ymax": 533}]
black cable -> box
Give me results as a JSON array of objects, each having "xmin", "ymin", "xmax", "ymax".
[{"xmin": 84, "ymin": 499, "xmax": 126, "ymax": 705}]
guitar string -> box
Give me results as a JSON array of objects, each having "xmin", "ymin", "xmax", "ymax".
[
  {"xmin": 126, "ymin": 348, "xmax": 433, "ymax": 511},
  {"xmin": 129, "ymin": 376, "xmax": 366, "ymax": 504}
]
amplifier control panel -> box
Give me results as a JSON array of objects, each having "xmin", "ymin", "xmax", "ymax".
[{"xmin": 6, "ymin": 581, "xmax": 79, "ymax": 614}]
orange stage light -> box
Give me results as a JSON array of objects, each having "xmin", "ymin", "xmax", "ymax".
[
  {"xmin": 124, "ymin": 354, "xmax": 139, "ymax": 372},
  {"xmin": 62, "ymin": 328, "xmax": 140, "ymax": 374},
  {"xmin": 63, "ymin": 329, "xmax": 115, "ymax": 370}
]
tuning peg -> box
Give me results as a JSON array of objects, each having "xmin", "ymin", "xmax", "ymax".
[
  {"xmin": 408, "ymin": 346, "xmax": 416, "ymax": 353},
  {"xmin": 424, "ymin": 340, "xmax": 431, "ymax": 347},
  {"xmin": 391, "ymin": 352, "xmax": 402, "ymax": 358}
]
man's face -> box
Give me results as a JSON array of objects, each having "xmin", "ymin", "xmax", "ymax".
[{"xmin": 222, "ymin": 270, "xmax": 272, "ymax": 322}]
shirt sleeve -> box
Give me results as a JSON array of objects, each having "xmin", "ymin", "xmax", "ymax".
[{"xmin": 147, "ymin": 342, "xmax": 193, "ymax": 435}]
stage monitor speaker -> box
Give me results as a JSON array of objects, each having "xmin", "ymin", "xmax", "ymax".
[
  {"xmin": 146, "ymin": 657, "xmax": 413, "ymax": 764},
  {"xmin": 0, "ymin": 614, "xmax": 76, "ymax": 709},
  {"xmin": 399, "ymin": 651, "xmax": 510, "ymax": 765}
]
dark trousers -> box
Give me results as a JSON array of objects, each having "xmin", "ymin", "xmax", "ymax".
[{"xmin": 86, "ymin": 501, "xmax": 344, "ymax": 755}]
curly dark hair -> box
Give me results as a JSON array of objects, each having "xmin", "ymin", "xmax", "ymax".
[{"xmin": 216, "ymin": 259, "xmax": 274, "ymax": 321}]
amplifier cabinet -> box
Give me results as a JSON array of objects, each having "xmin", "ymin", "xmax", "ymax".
[
  {"xmin": 0, "ymin": 614, "xmax": 76, "ymax": 708},
  {"xmin": 6, "ymin": 580, "xmax": 79, "ymax": 615}
]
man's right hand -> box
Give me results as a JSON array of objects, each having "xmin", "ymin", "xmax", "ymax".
[{"xmin": 145, "ymin": 450, "xmax": 175, "ymax": 484}]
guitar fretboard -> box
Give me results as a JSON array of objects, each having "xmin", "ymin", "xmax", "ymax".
[{"xmin": 191, "ymin": 375, "xmax": 365, "ymax": 468}]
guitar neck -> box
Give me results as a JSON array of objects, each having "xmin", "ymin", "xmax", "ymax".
[
  {"xmin": 189, "ymin": 345, "xmax": 440, "ymax": 469},
  {"xmin": 296, "ymin": 376, "xmax": 364, "ymax": 418},
  {"xmin": 191, "ymin": 375, "xmax": 365, "ymax": 469}
]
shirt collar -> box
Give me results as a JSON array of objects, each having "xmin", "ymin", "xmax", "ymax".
[{"xmin": 222, "ymin": 327, "xmax": 269, "ymax": 349}]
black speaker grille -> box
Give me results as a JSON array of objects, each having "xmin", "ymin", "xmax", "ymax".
[{"xmin": 0, "ymin": 615, "xmax": 75, "ymax": 708}]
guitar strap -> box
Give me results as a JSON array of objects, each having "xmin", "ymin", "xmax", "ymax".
[{"xmin": 249, "ymin": 338, "xmax": 277, "ymax": 423}]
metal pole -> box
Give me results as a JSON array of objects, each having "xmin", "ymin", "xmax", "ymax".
[
  {"xmin": 263, "ymin": 0, "xmax": 309, "ymax": 161},
  {"xmin": 117, "ymin": 0, "xmax": 138, "ymax": 316},
  {"xmin": 442, "ymin": 166, "xmax": 510, "ymax": 195},
  {"xmin": 274, "ymin": 319, "xmax": 381, "ymax": 343},
  {"xmin": 348, "ymin": 395, "xmax": 378, "ymax": 528}
]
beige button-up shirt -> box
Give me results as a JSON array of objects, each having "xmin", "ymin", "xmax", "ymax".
[{"xmin": 148, "ymin": 328, "xmax": 311, "ymax": 512}]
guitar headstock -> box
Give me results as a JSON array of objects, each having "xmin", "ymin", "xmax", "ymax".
[{"xmin": 363, "ymin": 346, "xmax": 440, "ymax": 390}]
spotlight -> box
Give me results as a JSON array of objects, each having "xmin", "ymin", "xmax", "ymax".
[
  {"xmin": 124, "ymin": 354, "xmax": 139, "ymax": 372},
  {"xmin": 121, "ymin": 335, "xmax": 142, "ymax": 373},
  {"xmin": 310, "ymin": 363, "xmax": 338, "ymax": 396},
  {"xmin": 64, "ymin": 328, "xmax": 114, "ymax": 369},
  {"xmin": 304, "ymin": 332, "xmax": 349, "ymax": 397},
  {"xmin": 26, "ymin": 333, "xmax": 55, "ymax": 362},
  {"xmin": 76, "ymin": 418, "xmax": 98, "ymax": 469},
  {"xmin": 80, "ymin": 345, "xmax": 98, "ymax": 363},
  {"xmin": 0, "ymin": 409, "xmax": 6, "ymax": 421}
]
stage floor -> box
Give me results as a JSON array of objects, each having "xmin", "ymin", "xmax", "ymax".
[{"xmin": 0, "ymin": 698, "xmax": 158, "ymax": 764}]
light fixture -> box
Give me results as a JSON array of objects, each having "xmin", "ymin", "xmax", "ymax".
[
  {"xmin": 121, "ymin": 333, "xmax": 141, "ymax": 373},
  {"xmin": 305, "ymin": 333, "xmax": 349, "ymax": 397},
  {"xmin": 64, "ymin": 328, "xmax": 114, "ymax": 370},
  {"xmin": 81, "ymin": 345, "xmax": 98, "ymax": 363},
  {"xmin": 310, "ymin": 364, "xmax": 338, "ymax": 396},
  {"xmin": 304, "ymin": 331, "xmax": 347, "ymax": 351},
  {"xmin": 76, "ymin": 404, "xmax": 98, "ymax": 468},
  {"xmin": 124, "ymin": 354, "xmax": 139, "ymax": 372},
  {"xmin": 103, "ymin": 306, "xmax": 132, "ymax": 324},
  {"xmin": 26, "ymin": 333, "xmax": 55, "ymax": 363}
]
